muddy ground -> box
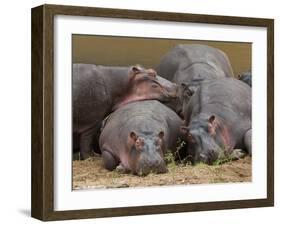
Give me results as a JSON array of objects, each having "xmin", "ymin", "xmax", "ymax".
[{"xmin": 72, "ymin": 156, "xmax": 251, "ymax": 190}]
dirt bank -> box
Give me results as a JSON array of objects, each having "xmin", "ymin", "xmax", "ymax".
[{"xmin": 72, "ymin": 156, "xmax": 251, "ymax": 190}]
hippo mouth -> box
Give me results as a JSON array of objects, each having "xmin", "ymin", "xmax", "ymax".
[
  {"xmin": 165, "ymin": 88, "xmax": 179, "ymax": 99},
  {"xmin": 136, "ymin": 166, "xmax": 168, "ymax": 176},
  {"xmin": 135, "ymin": 157, "xmax": 168, "ymax": 176},
  {"xmin": 162, "ymin": 93, "xmax": 178, "ymax": 101},
  {"xmin": 156, "ymin": 89, "xmax": 179, "ymax": 105},
  {"xmin": 195, "ymin": 150, "xmax": 220, "ymax": 165}
]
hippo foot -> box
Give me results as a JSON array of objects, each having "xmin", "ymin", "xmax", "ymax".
[
  {"xmin": 79, "ymin": 129, "xmax": 96, "ymax": 160},
  {"xmin": 230, "ymin": 149, "xmax": 247, "ymax": 160},
  {"xmin": 115, "ymin": 164, "xmax": 129, "ymax": 174},
  {"xmin": 79, "ymin": 150, "xmax": 95, "ymax": 160},
  {"xmin": 101, "ymin": 150, "xmax": 118, "ymax": 171}
]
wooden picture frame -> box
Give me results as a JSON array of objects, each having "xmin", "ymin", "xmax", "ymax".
[{"xmin": 31, "ymin": 4, "xmax": 274, "ymax": 221}]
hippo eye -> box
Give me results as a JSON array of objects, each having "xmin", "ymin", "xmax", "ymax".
[{"xmin": 151, "ymin": 83, "xmax": 159, "ymax": 88}]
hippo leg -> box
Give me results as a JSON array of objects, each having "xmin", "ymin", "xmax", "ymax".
[
  {"xmin": 243, "ymin": 129, "xmax": 252, "ymax": 156},
  {"xmin": 101, "ymin": 149, "xmax": 119, "ymax": 171},
  {"xmin": 79, "ymin": 129, "xmax": 95, "ymax": 160}
]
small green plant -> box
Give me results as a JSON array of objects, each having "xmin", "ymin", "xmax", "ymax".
[
  {"xmin": 164, "ymin": 151, "xmax": 176, "ymax": 165},
  {"xmin": 213, "ymin": 159, "xmax": 225, "ymax": 166},
  {"xmin": 213, "ymin": 146, "xmax": 234, "ymax": 165},
  {"xmin": 164, "ymin": 151, "xmax": 173, "ymax": 162},
  {"xmin": 176, "ymin": 138, "xmax": 186, "ymax": 151},
  {"xmin": 174, "ymin": 138, "xmax": 187, "ymax": 164}
]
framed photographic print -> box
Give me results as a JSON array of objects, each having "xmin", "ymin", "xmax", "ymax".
[{"xmin": 31, "ymin": 4, "xmax": 274, "ymax": 221}]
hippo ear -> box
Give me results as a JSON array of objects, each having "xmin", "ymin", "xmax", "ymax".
[
  {"xmin": 208, "ymin": 115, "xmax": 217, "ymax": 135},
  {"xmin": 180, "ymin": 126, "xmax": 189, "ymax": 134},
  {"xmin": 158, "ymin": 131, "xmax": 164, "ymax": 139},
  {"xmin": 130, "ymin": 131, "xmax": 138, "ymax": 142},
  {"xmin": 129, "ymin": 66, "xmax": 143, "ymax": 80},
  {"xmin": 131, "ymin": 65, "xmax": 143, "ymax": 74},
  {"xmin": 208, "ymin": 115, "xmax": 216, "ymax": 124}
]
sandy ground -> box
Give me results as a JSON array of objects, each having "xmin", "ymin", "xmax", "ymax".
[{"xmin": 72, "ymin": 156, "xmax": 251, "ymax": 190}]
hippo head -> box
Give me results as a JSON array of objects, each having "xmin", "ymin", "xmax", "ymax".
[
  {"xmin": 127, "ymin": 131, "xmax": 168, "ymax": 176},
  {"xmin": 180, "ymin": 115, "xmax": 231, "ymax": 165},
  {"xmin": 113, "ymin": 65, "xmax": 178, "ymax": 110}
]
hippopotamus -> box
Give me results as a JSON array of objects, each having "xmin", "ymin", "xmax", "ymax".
[
  {"xmin": 99, "ymin": 100, "xmax": 183, "ymax": 176},
  {"xmin": 180, "ymin": 78, "xmax": 251, "ymax": 164},
  {"xmin": 238, "ymin": 71, "xmax": 252, "ymax": 87},
  {"xmin": 156, "ymin": 44, "xmax": 235, "ymax": 115},
  {"xmin": 73, "ymin": 64, "xmax": 178, "ymax": 159},
  {"xmin": 157, "ymin": 44, "xmax": 234, "ymax": 92}
]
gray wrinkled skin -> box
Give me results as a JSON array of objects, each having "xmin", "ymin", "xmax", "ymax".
[
  {"xmin": 157, "ymin": 44, "xmax": 234, "ymax": 113},
  {"xmin": 181, "ymin": 78, "xmax": 252, "ymax": 164},
  {"xmin": 73, "ymin": 64, "xmax": 178, "ymax": 159},
  {"xmin": 157, "ymin": 44, "xmax": 234, "ymax": 83},
  {"xmin": 99, "ymin": 100, "xmax": 183, "ymax": 176}
]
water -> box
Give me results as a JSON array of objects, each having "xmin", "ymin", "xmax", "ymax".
[{"xmin": 73, "ymin": 35, "xmax": 251, "ymax": 78}]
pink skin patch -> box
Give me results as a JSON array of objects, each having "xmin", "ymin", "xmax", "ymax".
[
  {"xmin": 220, "ymin": 124, "xmax": 232, "ymax": 149},
  {"xmin": 211, "ymin": 117, "xmax": 233, "ymax": 150},
  {"xmin": 112, "ymin": 79, "xmax": 168, "ymax": 110}
]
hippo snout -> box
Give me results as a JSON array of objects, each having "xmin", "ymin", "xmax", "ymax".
[
  {"xmin": 156, "ymin": 75, "xmax": 178, "ymax": 97},
  {"xmin": 197, "ymin": 150, "xmax": 218, "ymax": 165},
  {"xmin": 136, "ymin": 158, "xmax": 168, "ymax": 176}
]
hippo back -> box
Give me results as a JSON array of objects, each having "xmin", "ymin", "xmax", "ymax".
[
  {"xmin": 99, "ymin": 100, "xmax": 183, "ymax": 152},
  {"xmin": 73, "ymin": 64, "xmax": 112, "ymax": 132},
  {"xmin": 157, "ymin": 44, "xmax": 234, "ymax": 82}
]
